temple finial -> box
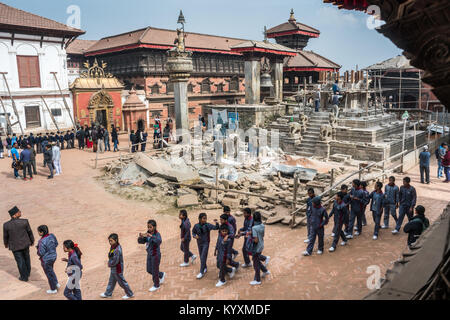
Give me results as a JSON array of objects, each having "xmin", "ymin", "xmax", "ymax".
[{"xmin": 289, "ymin": 8, "xmax": 296, "ymax": 23}]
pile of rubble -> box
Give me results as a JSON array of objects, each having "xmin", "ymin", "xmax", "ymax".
[{"xmin": 101, "ymin": 150, "xmax": 348, "ymax": 226}]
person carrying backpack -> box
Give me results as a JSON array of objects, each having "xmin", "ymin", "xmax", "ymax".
[{"xmin": 403, "ymin": 205, "xmax": 429, "ymax": 247}]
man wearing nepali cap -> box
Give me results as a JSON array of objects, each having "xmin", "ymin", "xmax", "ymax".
[{"xmin": 3, "ymin": 206, "xmax": 34, "ymax": 282}]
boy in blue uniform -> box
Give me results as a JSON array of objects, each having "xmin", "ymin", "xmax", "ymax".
[
  {"xmin": 347, "ymin": 179, "xmax": 365, "ymax": 239},
  {"xmin": 223, "ymin": 206, "xmax": 239, "ymax": 260},
  {"xmin": 383, "ymin": 176, "xmax": 399, "ymax": 229},
  {"xmin": 333, "ymin": 184, "xmax": 350, "ymax": 236},
  {"xmin": 192, "ymin": 213, "xmax": 219, "ymax": 279},
  {"xmin": 215, "ymin": 225, "xmax": 234, "ymax": 287},
  {"xmin": 393, "ymin": 177, "xmax": 416, "ymax": 234},
  {"xmin": 179, "ymin": 210, "xmax": 197, "ymax": 267},
  {"xmin": 304, "ymin": 188, "xmax": 315, "ymax": 243},
  {"xmin": 328, "ymin": 192, "xmax": 348, "ymax": 252},
  {"xmin": 360, "ymin": 181, "xmax": 370, "ymax": 226},
  {"xmin": 303, "ymin": 197, "xmax": 328, "ymax": 256},
  {"xmin": 138, "ymin": 220, "xmax": 166, "ymax": 292},
  {"xmin": 369, "ymin": 182, "xmax": 385, "ymax": 240},
  {"xmin": 100, "ymin": 233, "xmax": 134, "ymax": 299},
  {"xmin": 249, "ymin": 211, "xmax": 270, "ymax": 285},
  {"xmin": 216, "ymin": 214, "xmax": 239, "ymax": 274}
]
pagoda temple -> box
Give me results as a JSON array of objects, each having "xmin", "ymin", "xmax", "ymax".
[{"xmin": 267, "ymin": 9, "xmax": 341, "ymax": 92}]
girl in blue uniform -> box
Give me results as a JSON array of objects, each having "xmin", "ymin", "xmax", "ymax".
[
  {"xmin": 36, "ymin": 225, "xmax": 59, "ymax": 294},
  {"xmin": 62, "ymin": 240, "xmax": 83, "ymax": 300},
  {"xmin": 138, "ymin": 220, "xmax": 166, "ymax": 292}
]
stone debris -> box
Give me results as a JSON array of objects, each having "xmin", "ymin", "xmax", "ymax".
[{"xmin": 101, "ymin": 146, "xmax": 349, "ymax": 227}]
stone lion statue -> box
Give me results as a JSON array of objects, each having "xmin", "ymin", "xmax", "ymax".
[
  {"xmin": 320, "ymin": 124, "xmax": 333, "ymax": 141},
  {"xmin": 299, "ymin": 114, "xmax": 308, "ymax": 133},
  {"xmin": 289, "ymin": 122, "xmax": 303, "ymax": 139}
]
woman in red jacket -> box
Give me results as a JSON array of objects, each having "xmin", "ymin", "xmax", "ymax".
[{"xmin": 442, "ymin": 145, "xmax": 450, "ymax": 183}]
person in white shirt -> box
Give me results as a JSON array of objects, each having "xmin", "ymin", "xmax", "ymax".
[{"xmin": 51, "ymin": 143, "xmax": 62, "ymax": 176}]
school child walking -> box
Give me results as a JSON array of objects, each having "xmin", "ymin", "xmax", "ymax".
[
  {"xmin": 249, "ymin": 211, "xmax": 270, "ymax": 285},
  {"xmin": 393, "ymin": 177, "xmax": 417, "ymax": 234},
  {"xmin": 333, "ymin": 184, "xmax": 349, "ymax": 237},
  {"xmin": 179, "ymin": 210, "xmax": 196, "ymax": 267},
  {"xmin": 100, "ymin": 234, "xmax": 134, "ymax": 299},
  {"xmin": 138, "ymin": 220, "xmax": 166, "ymax": 292},
  {"xmin": 62, "ymin": 240, "xmax": 83, "ymax": 300},
  {"xmin": 216, "ymin": 214, "xmax": 240, "ymax": 272},
  {"xmin": 328, "ymin": 192, "xmax": 348, "ymax": 252},
  {"xmin": 403, "ymin": 205, "xmax": 429, "ymax": 247},
  {"xmin": 303, "ymin": 197, "xmax": 328, "ymax": 256},
  {"xmin": 223, "ymin": 206, "xmax": 239, "ymax": 260},
  {"xmin": 216, "ymin": 225, "xmax": 233, "ymax": 287},
  {"xmin": 192, "ymin": 213, "xmax": 219, "ymax": 279},
  {"xmin": 360, "ymin": 181, "xmax": 370, "ymax": 226},
  {"xmin": 304, "ymin": 188, "xmax": 315, "ymax": 243},
  {"xmin": 383, "ymin": 176, "xmax": 399, "ymax": 229},
  {"xmin": 347, "ymin": 179, "xmax": 365, "ymax": 239},
  {"xmin": 36, "ymin": 225, "xmax": 60, "ymax": 294},
  {"xmin": 235, "ymin": 208, "xmax": 269, "ymax": 268},
  {"xmin": 369, "ymin": 182, "xmax": 385, "ymax": 240}
]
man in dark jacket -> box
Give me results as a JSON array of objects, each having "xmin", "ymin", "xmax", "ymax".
[
  {"xmin": 419, "ymin": 145, "xmax": 431, "ymax": 184},
  {"xmin": 3, "ymin": 206, "xmax": 35, "ymax": 281},
  {"xmin": 403, "ymin": 205, "xmax": 429, "ymax": 247}
]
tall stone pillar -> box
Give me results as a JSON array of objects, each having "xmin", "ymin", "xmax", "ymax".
[
  {"xmin": 244, "ymin": 57, "xmax": 261, "ymax": 104},
  {"xmin": 270, "ymin": 57, "xmax": 284, "ymax": 102},
  {"xmin": 166, "ymin": 46, "xmax": 193, "ymax": 140}
]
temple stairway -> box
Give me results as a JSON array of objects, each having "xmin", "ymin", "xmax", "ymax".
[{"xmin": 295, "ymin": 112, "xmax": 330, "ymax": 157}]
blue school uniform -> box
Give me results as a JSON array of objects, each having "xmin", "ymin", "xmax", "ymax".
[
  {"xmin": 104, "ymin": 244, "xmax": 133, "ymax": 297},
  {"xmin": 348, "ymin": 187, "xmax": 365, "ymax": 235},
  {"xmin": 395, "ymin": 185, "xmax": 417, "ymax": 231},
  {"xmin": 37, "ymin": 234, "xmax": 59, "ymax": 291},
  {"xmin": 216, "ymin": 234, "xmax": 232, "ymax": 282},
  {"xmin": 180, "ymin": 218, "xmax": 194, "ymax": 263},
  {"xmin": 138, "ymin": 231, "xmax": 164, "ymax": 288},
  {"xmin": 329, "ymin": 200, "xmax": 348, "ymax": 249},
  {"xmin": 192, "ymin": 222, "xmax": 219, "ymax": 274},
  {"xmin": 306, "ymin": 205, "xmax": 329, "ymax": 254},
  {"xmin": 384, "ymin": 184, "xmax": 399, "ymax": 227},
  {"xmin": 369, "ymin": 191, "xmax": 385, "ymax": 236}
]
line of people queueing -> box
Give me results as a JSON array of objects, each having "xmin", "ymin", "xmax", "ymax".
[
  {"xmin": 303, "ymin": 176, "xmax": 429, "ymax": 256},
  {"xmin": 2, "ymin": 205, "xmax": 270, "ymax": 300}
]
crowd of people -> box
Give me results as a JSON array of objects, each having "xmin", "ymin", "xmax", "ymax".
[
  {"xmin": 302, "ymin": 176, "xmax": 429, "ymax": 257},
  {"xmin": 3, "ymin": 205, "xmax": 270, "ymax": 300}
]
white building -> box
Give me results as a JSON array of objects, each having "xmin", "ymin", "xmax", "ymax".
[{"xmin": 0, "ymin": 2, "xmax": 84, "ymax": 134}]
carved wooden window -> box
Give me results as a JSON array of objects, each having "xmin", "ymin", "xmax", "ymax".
[
  {"xmin": 201, "ymin": 79, "xmax": 211, "ymax": 93},
  {"xmin": 217, "ymin": 83, "xmax": 224, "ymax": 93},
  {"xmin": 229, "ymin": 76, "xmax": 239, "ymax": 92},
  {"xmin": 17, "ymin": 56, "xmax": 41, "ymax": 88},
  {"xmin": 151, "ymin": 84, "xmax": 160, "ymax": 94},
  {"xmin": 188, "ymin": 83, "xmax": 194, "ymax": 93}
]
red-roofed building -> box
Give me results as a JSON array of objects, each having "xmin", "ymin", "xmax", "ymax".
[{"xmin": 267, "ymin": 9, "xmax": 341, "ymax": 92}]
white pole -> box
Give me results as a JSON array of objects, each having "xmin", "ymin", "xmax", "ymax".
[{"xmin": 401, "ymin": 118, "xmax": 406, "ymax": 173}]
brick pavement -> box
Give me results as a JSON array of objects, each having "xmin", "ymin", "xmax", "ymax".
[{"xmin": 0, "ymin": 146, "xmax": 448, "ymax": 300}]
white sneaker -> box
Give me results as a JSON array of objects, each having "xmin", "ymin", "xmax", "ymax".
[
  {"xmin": 302, "ymin": 251, "xmax": 311, "ymax": 256},
  {"xmin": 354, "ymin": 231, "xmax": 360, "ymax": 236},
  {"xmin": 381, "ymin": 225, "xmax": 388, "ymax": 229},
  {"xmin": 122, "ymin": 294, "xmax": 134, "ymax": 299},
  {"xmin": 331, "ymin": 233, "xmax": 335, "ymax": 237},
  {"xmin": 241, "ymin": 262, "xmax": 252, "ymax": 268},
  {"xmin": 264, "ymin": 256, "xmax": 270, "ymax": 267},
  {"xmin": 304, "ymin": 238, "xmax": 310, "ymax": 243},
  {"xmin": 180, "ymin": 262, "xmax": 189, "ymax": 267},
  {"xmin": 392, "ymin": 229, "xmax": 399, "ymax": 234},
  {"xmin": 373, "ymin": 235, "xmax": 378, "ymax": 240},
  {"xmin": 216, "ymin": 280, "xmax": 226, "ymax": 287},
  {"xmin": 317, "ymin": 250, "xmax": 323, "ymax": 255},
  {"xmin": 354, "ymin": 226, "xmax": 358, "ymax": 231},
  {"xmin": 250, "ymin": 280, "xmax": 261, "ymax": 285},
  {"xmin": 191, "ymin": 255, "xmax": 197, "ymax": 264},
  {"xmin": 100, "ymin": 292, "xmax": 112, "ymax": 298},
  {"xmin": 346, "ymin": 234, "xmax": 353, "ymax": 239},
  {"xmin": 196, "ymin": 272, "xmax": 204, "ymax": 279},
  {"xmin": 340, "ymin": 241, "xmax": 347, "ymax": 246},
  {"xmin": 56, "ymin": 283, "xmax": 61, "ymax": 289},
  {"xmin": 46, "ymin": 289, "xmax": 57, "ymax": 294},
  {"xmin": 160, "ymin": 272, "xmax": 166, "ymax": 284},
  {"xmin": 262, "ymin": 271, "xmax": 271, "ymax": 278},
  {"xmin": 228, "ymin": 267, "xmax": 236, "ymax": 279},
  {"xmin": 149, "ymin": 286, "xmax": 160, "ymax": 292},
  {"xmin": 329, "ymin": 247, "xmax": 335, "ymax": 252}
]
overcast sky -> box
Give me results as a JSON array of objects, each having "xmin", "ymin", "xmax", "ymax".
[{"xmin": 4, "ymin": 0, "xmax": 402, "ymax": 71}]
